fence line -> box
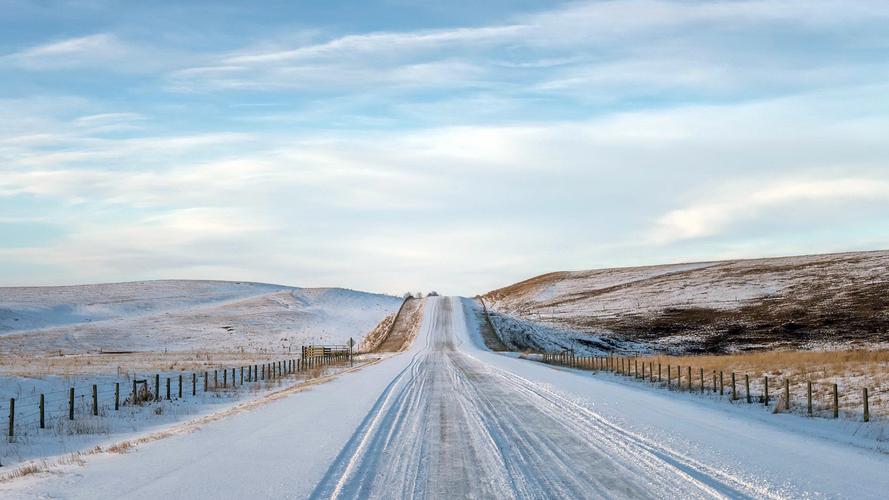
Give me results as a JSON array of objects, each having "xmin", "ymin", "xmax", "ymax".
[
  {"xmin": 538, "ymin": 352, "xmax": 877, "ymax": 422},
  {"xmin": 4, "ymin": 347, "xmax": 354, "ymax": 441}
]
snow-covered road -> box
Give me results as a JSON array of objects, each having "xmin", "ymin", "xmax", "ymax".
[
  {"xmin": 4, "ymin": 296, "xmax": 887, "ymax": 499},
  {"xmin": 313, "ymin": 296, "xmax": 748, "ymax": 498}
]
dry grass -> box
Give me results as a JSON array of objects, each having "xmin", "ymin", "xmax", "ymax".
[
  {"xmin": 629, "ymin": 349, "xmax": 889, "ymax": 419},
  {"xmin": 105, "ymin": 441, "xmax": 134, "ymax": 454}
]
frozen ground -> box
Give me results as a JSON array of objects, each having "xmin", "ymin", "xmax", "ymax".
[
  {"xmin": 3, "ymin": 296, "xmax": 888, "ymax": 498},
  {"xmin": 0, "ymin": 280, "xmax": 401, "ymax": 354},
  {"xmin": 484, "ymin": 250, "xmax": 889, "ymax": 353},
  {"xmin": 0, "ymin": 357, "xmax": 363, "ymax": 469}
]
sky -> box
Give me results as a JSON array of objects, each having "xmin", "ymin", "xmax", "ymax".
[{"xmin": 1, "ymin": 0, "xmax": 889, "ymax": 296}]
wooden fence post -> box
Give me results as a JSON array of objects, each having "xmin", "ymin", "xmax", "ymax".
[
  {"xmin": 192, "ymin": 373, "xmax": 196, "ymax": 396},
  {"xmin": 133, "ymin": 380, "xmax": 138, "ymax": 405},
  {"xmin": 745, "ymin": 374, "xmax": 751, "ymax": 404},
  {"xmin": 863, "ymin": 388, "xmax": 869, "ymax": 422},
  {"xmin": 40, "ymin": 393, "xmax": 45, "ymax": 428},
  {"xmin": 155, "ymin": 374, "xmax": 160, "ymax": 402},
  {"xmin": 223, "ymin": 369, "xmax": 227, "ymax": 388},
  {"xmin": 699, "ymin": 368, "xmax": 704, "ymax": 394},
  {"xmin": 720, "ymin": 372, "xmax": 724, "ymax": 396},
  {"xmin": 764, "ymin": 376, "xmax": 769, "ymax": 406},
  {"xmin": 667, "ymin": 366, "xmax": 672, "ymax": 389},
  {"xmin": 807, "ymin": 381, "xmax": 812, "ymax": 416},
  {"xmin": 166, "ymin": 378, "xmax": 171, "ymax": 400},
  {"xmin": 204, "ymin": 371, "xmax": 208, "ymax": 392},
  {"xmin": 658, "ymin": 363, "xmax": 662, "ymax": 382},
  {"xmin": 178, "ymin": 375, "xmax": 182, "ymax": 398},
  {"xmin": 115, "ymin": 382, "xmax": 120, "ymax": 410},
  {"xmin": 69, "ymin": 387, "xmax": 75, "ymax": 420},
  {"xmin": 214, "ymin": 370, "xmax": 218, "ymax": 389},
  {"xmin": 833, "ymin": 384, "xmax": 839, "ymax": 418},
  {"xmin": 687, "ymin": 366, "xmax": 691, "ymax": 391},
  {"xmin": 232, "ymin": 368, "xmax": 236, "ymax": 387},
  {"xmin": 712, "ymin": 370, "xmax": 716, "ymax": 393},
  {"xmin": 784, "ymin": 379, "xmax": 790, "ymax": 411},
  {"xmin": 240, "ymin": 366, "xmax": 244, "ymax": 385},
  {"xmin": 8, "ymin": 398, "xmax": 14, "ymax": 438},
  {"xmin": 92, "ymin": 384, "xmax": 98, "ymax": 415}
]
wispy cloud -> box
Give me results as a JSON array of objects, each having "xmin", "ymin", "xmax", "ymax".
[
  {"xmin": 3, "ymin": 34, "xmax": 130, "ymax": 70},
  {"xmin": 651, "ymin": 178, "xmax": 889, "ymax": 244}
]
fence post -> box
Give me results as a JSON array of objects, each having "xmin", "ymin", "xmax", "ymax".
[
  {"xmin": 92, "ymin": 384, "xmax": 98, "ymax": 416},
  {"xmin": 720, "ymin": 372, "xmax": 724, "ymax": 396},
  {"xmin": 133, "ymin": 380, "xmax": 138, "ymax": 405},
  {"xmin": 178, "ymin": 375, "xmax": 182, "ymax": 398},
  {"xmin": 115, "ymin": 383, "xmax": 120, "ymax": 411},
  {"xmin": 699, "ymin": 368, "xmax": 704, "ymax": 394},
  {"xmin": 155, "ymin": 374, "xmax": 160, "ymax": 402},
  {"xmin": 712, "ymin": 370, "xmax": 716, "ymax": 393},
  {"xmin": 863, "ymin": 388, "xmax": 869, "ymax": 422},
  {"xmin": 8, "ymin": 398, "xmax": 14, "ymax": 438},
  {"xmin": 241, "ymin": 366, "xmax": 244, "ymax": 385},
  {"xmin": 40, "ymin": 393, "xmax": 45, "ymax": 428},
  {"xmin": 204, "ymin": 371, "xmax": 208, "ymax": 392},
  {"xmin": 215, "ymin": 370, "xmax": 218, "ymax": 389},
  {"xmin": 192, "ymin": 373, "xmax": 196, "ymax": 396},
  {"xmin": 687, "ymin": 366, "xmax": 691, "ymax": 391},
  {"xmin": 658, "ymin": 363, "xmax": 661, "ymax": 382},
  {"xmin": 764, "ymin": 376, "xmax": 769, "ymax": 406},
  {"xmin": 745, "ymin": 374, "xmax": 751, "ymax": 404},
  {"xmin": 667, "ymin": 366, "xmax": 671, "ymax": 389},
  {"xmin": 833, "ymin": 384, "xmax": 839, "ymax": 418},
  {"xmin": 807, "ymin": 381, "xmax": 812, "ymax": 416},
  {"xmin": 231, "ymin": 368, "xmax": 235, "ymax": 387},
  {"xmin": 223, "ymin": 369, "xmax": 227, "ymax": 388},
  {"xmin": 784, "ymin": 379, "xmax": 790, "ymax": 411},
  {"xmin": 69, "ymin": 387, "xmax": 75, "ymax": 420},
  {"xmin": 166, "ymin": 378, "xmax": 171, "ymax": 400}
]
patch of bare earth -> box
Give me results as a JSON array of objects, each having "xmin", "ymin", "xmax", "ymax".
[{"xmin": 370, "ymin": 298, "xmax": 425, "ymax": 353}]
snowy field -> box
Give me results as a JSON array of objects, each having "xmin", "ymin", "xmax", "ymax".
[
  {"xmin": 484, "ymin": 250, "xmax": 889, "ymax": 353},
  {"xmin": 2, "ymin": 296, "xmax": 887, "ymax": 498},
  {"xmin": 0, "ymin": 356, "xmax": 371, "ymax": 471},
  {"xmin": 0, "ymin": 280, "xmax": 400, "ymax": 471},
  {"xmin": 0, "ymin": 280, "xmax": 401, "ymax": 354}
]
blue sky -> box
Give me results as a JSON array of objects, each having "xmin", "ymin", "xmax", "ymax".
[{"xmin": 2, "ymin": 0, "xmax": 889, "ymax": 295}]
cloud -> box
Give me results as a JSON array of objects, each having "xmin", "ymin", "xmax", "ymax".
[
  {"xmin": 651, "ymin": 178, "xmax": 889, "ymax": 244},
  {"xmin": 4, "ymin": 1, "xmax": 889, "ymax": 293},
  {"xmin": 3, "ymin": 34, "xmax": 130, "ymax": 70},
  {"xmin": 166, "ymin": 0, "xmax": 889, "ymax": 97}
]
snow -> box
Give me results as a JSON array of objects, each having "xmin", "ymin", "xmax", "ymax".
[
  {"xmin": 0, "ymin": 280, "xmax": 402, "ymax": 353},
  {"xmin": 2, "ymin": 296, "xmax": 888, "ymax": 498},
  {"xmin": 485, "ymin": 250, "xmax": 889, "ymax": 352}
]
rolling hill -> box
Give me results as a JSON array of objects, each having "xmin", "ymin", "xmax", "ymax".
[
  {"xmin": 483, "ymin": 250, "xmax": 889, "ymax": 353},
  {"xmin": 0, "ymin": 280, "xmax": 402, "ymax": 354}
]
